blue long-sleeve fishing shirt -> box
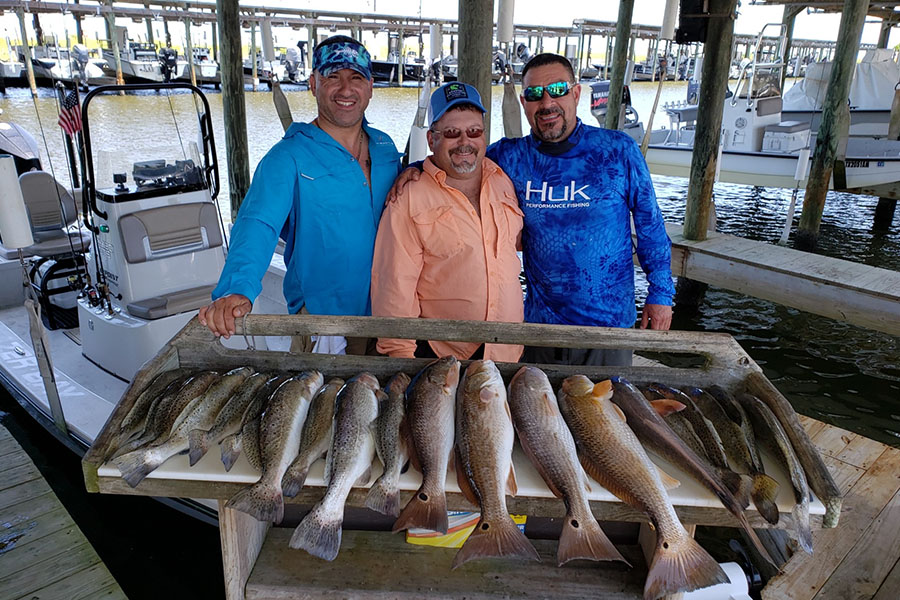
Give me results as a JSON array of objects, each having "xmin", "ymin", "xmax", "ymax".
[
  {"xmin": 212, "ymin": 121, "xmax": 402, "ymax": 316},
  {"xmin": 487, "ymin": 120, "xmax": 675, "ymax": 328}
]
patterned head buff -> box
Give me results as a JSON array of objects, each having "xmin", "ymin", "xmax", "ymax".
[{"xmin": 313, "ymin": 39, "xmax": 373, "ymax": 80}]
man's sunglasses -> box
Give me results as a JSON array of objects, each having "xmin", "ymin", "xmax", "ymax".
[
  {"xmin": 521, "ymin": 81, "xmax": 573, "ymax": 102},
  {"xmin": 429, "ymin": 127, "xmax": 485, "ymax": 139}
]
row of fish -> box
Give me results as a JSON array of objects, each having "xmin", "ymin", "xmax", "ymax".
[{"xmin": 107, "ymin": 359, "xmax": 812, "ymax": 600}]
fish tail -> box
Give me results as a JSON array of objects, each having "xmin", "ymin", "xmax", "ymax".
[
  {"xmin": 364, "ymin": 474, "xmax": 401, "ymax": 517},
  {"xmin": 557, "ymin": 513, "xmax": 630, "ymax": 567},
  {"xmin": 719, "ymin": 470, "xmax": 752, "ymax": 509},
  {"xmin": 751, "ymin": 473, "xmax": 781, "ymax": 525},
  {"xmin": 281, "ymin": 462, "xmax": 310, "ymax": 499},
  {"xmin": 225, "ymin": 481, "xmax": 285, "ymax": 524},
  {"xmin": 113, "ymin": 448, "xmax": 164, "ymax": 488},
  {"xmin": 452, "ymin": 515, "xmax": 540, "ymax": 569},
  {"xmin": 289, "ymin": 504, "xmax": 343, "ymax": 561},
  {"xmin": 734, "ymin": 508, "xmax": 780, "ymax": 570},
  {"xmin": 793, "ymin": 500, "xmax": 813, "ymax": 554},
  {"xmin": 219, "ymin": 434, "xmax": 242, "ymax": 472},
  {"xmin": 187, "ymin": 429, "xmax": 209, "ymax": 467},
  {"xmin": 643, "ymin": 531, "xmax": 728, "ymax": 600},
  {"xmin": 392, "ymin": 484, "xmax": 448, "ymax": 534}
]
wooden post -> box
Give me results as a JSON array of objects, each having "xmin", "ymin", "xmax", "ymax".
[
  {"xmin": 458, "ymin": 0, "xmax": 493, "ymax": 142},
  {"xmin": 604, "ymin": 34, "xmax": 611, "ymax": 80},
  {"xmin": 878, "ymin": 20, "xmax": 892, "ymax": 49},
  {"xmin": 217, "ymin": 0, "xmax": 252, "ymax": 218},
  {"xmin": 164, "ymin": 18, "xmax": 172, "ymax": 47},
  {"xmin": 781, "ymin": 5, "xmax": 802, "ymax": 88},
  {"xmin": 145, "ymin": 4, "xmax": 155, "ymax": 46},
  {"xmin": 211, "ymin": 18, "xmax": 218, "ymax": 62},
  {"xmin": 74, "ymin": 0, "xmax": 84, "ymax": 45},
  {"xmin": 184, "ymin": 16, "xmax": 197, "ymax": 87},
  {"xmin": 15, "ymin": 8, "xmax": 37, "ymax": 97},
  {"xmin": 105, "ymin": 1, "xmax": 125, "ymax": 86},
  {"xmin": 878, "ymin": 18, "xmax": 898, "ymax": 230},
  {"xmin": 250, "ymin": 20, "xmax": 258, "ymax": 91},
  {"xmin": 605, "ymin": 0, "xmax": 634, "ymax": 130},
  {"xmin": 575, "ymin": 26, "xmax": 585, "ymax": 81},
  {"xmin": 683, "ymin": 0, "xmax": 738, "ymax": 241},
  {"xmin": 798, "ymin": 0, "xmax": 868, "ymax": 251}
]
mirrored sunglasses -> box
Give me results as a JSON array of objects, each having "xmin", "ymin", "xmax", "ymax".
[
  {"xmin": 429, "ymin": 127, "xmax": 485, "ymax": 139},
  {"xmin": 522, "ymin": 81, "xmax": 572, "ymax": 102}
]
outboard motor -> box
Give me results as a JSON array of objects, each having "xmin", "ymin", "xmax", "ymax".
[
  {"xmin": 0, "ymin": 121, "xmax": 42, "ymax": 174},
  {"xmin": 159, "ymin": 48, "xmax": 178, "ymax": 83},
  {"xmin": 515, "ymin": 43, "xmax": 531, "ymax": 63},
  {"xmin": 72, "ymin": 44, "xmax": 91, "ymax": 85},
  {"xmin": 284, "ymin": 46, "xmax": 303, "ymax": 83}
]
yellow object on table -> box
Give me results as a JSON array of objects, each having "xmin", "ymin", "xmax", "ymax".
[{"xmin": 406, "ymin": 512, "xmax": 527, "ymax": 548}]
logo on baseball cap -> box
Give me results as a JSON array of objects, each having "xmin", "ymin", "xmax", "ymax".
[
  {"xmin": 313, "ymin": 38, "xmax": 372, "ymax": 80},
  {"xmin": 429, "ymin": 82, "xmax": 486, "ymax": 125}
]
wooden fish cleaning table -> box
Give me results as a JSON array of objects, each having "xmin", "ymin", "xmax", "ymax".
[{"xmin": 82, "ymin": 315, "xmax": 840, "ymax": 600}]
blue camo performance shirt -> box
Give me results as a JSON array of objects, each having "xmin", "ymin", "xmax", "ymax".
[
  {"xmin": 212, "ymin": 121, "xmax": 402, "ymax": 316},
  {"xmin": 487, "ymin": 120, "xmax": 675, "ymax": 328}
]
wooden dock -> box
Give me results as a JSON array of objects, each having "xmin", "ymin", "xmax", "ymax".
[
  {"xmin": 662, "ymin": 223, "xmax": 900, "ymax": 337},
  {"xmin": 762, "ymin": 415, "xmax": 900, "ymax": 599},
  {"xmin": 0, "ymin": 424, "xmax": 125, "ymax": 600}
]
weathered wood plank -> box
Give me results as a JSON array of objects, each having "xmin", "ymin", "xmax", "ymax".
[
  {"xmin": 813, "ymin": 486, "xmax": 900, "ymax": 599},
  {"xmin": 822, "ymin": 456, "xmax": 866, "ymax": 497},
  {"xmin": 872, "ymin": 555, "xmax": 900, "ymax": 600},
  {"xmin": 811, "ymin": 426, "xmax": 856, "ymax": 459},
  {"xmin": 0, "ymin": 490, "xmax": 56, "ymax": 526},
  {"xmin": 799, "ymin": 416, "xmax": 828, "ymax": 441},
  {"xmin": 246, "ymin": 528, "xmax": 646, "ymax": 600},
  {"xmin": 761, "ymin": 446, "xmax": 900, "ymax": 600},
  {"xmin": 0, "ymin": 478, "xmax": 52, "ymax": 511},
  {"xmin": 0, "ymin": 540, "xmax": 101, "ymax": 598},
  {"xmin": 220, "ymin": 502, "xmax": 270, "ymax": 600},
  {"xmin": 14, "ymin": 562, "xmax": 124, "ymax": 600},
  {"xmin": 835, "ymin": 435, "xmax": 888, "ymax": 470},
  {"xmin": 0, "ymin": 511, "xmax": 83, "ymax": 580},
  {"xmin": 0, "ymin": 450, "xmax": 38, "ymax": 478}
]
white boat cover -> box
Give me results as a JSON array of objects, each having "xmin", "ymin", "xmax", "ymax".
[{"xmin": 783, "ymin": 49, "xmax": 900, "ymax": 111}]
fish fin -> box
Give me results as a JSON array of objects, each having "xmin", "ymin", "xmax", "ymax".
[
  {"xmin": 644, "ymin": 530, "xmax": 728, "ymax": 600},
  {"xmin": 656, "ymin": 466, "xmax": 681, "ymax": 490},
  {"xmin": 365, "ymin": 475, "xmax": 401, "ymax": 517},
  {"xmin": 289, "ymin": 504, "xmax": 343, "ymax": 561},
  {"xmin": 578, "ymin": 451, "xmax": 608, "ymax": 489},
  {"xmin": 518, "ymin": 434, "xmax": 564, "ymax": 499},
  {"xmin": 113, "ymin": 448, "xmax": 164, "ymax": 489},
  {"xmin": 323, "ymin": 441, "xmax": 335, "ymax": 487},
  {"xmin": 392, "ymin": 484, "xmax": 449, "ymax": 534},
  {"xmin": 281, "ymin": 454, "xmax": 313, "ymax": 498},
  {"xmin": 540, "ymin": 392, "xmax": 557, "ymax": 415},
  {"xmin": 592, "ymin": 380, "xmax": 613, "ymax": 400},
  {"xmin": 452, "ymin": 515, "xmax": 539, "ymax": 569},
  {"xmin": 354, "ymin": 465, "xmax": 373, "ymax": 488},
  {"xmin": 719, "ymin": 470, "xmax": 752, "ymax": 509},
  {"xmin": 506, "ymin": 462, "xmax": 518, "ymax": 497},
  {"xmin": 558, "ymin": 513, "xmax": 630, "ymax": 567},
  {"xmin": 650, "ymin": 399, "xmax": 686, "ymax": 417},
  {"xmin": 751, "ymin": 473, "xmax": 781, "ymax": 525},
  {"xmin": 226, "ymin": 481, "xmax": 286, "ymax": 524},
  {"xmin": 455, "ymin": 448, "xmax": 480, "ymax": 508},
  {"xmin": 220, "ymin": 433, "xmax": 242, "ymax": 472},
  {"xmin": 793, "ymin": 499, "xmax": 813, "ymax": 554},
  {"xmin": 187, "ymin": 429, "xmax": 209, "ymax": 467},
  {"xmin": 480, "ymin": 387, "xmax": 497, "ymax": 402},
  {"xmin": 612, "ymin": 403, "xmax": 627, "ymax": 422}
]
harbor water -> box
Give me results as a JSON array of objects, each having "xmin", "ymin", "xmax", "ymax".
[{"xmin": 1, "ymin": 80, "xmax": 898, "ymax": 448}]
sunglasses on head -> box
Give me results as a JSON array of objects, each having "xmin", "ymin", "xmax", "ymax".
[
  {"xmin": 429, "ymin": 127, "xmax": 485, "ymax": 139},
  {"xmin": 521, "ymin": 81, "xmax": 573, "ymax": 102}
]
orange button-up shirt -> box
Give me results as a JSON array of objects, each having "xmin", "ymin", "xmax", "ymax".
[{"xmin": 371, "ymin": 156, "xmax": 524, "ymax": 362}]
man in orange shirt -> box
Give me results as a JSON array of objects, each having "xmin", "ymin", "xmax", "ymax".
[{"xmin": 371, "ymin": 82, "xmax": 524, "ymax": 362}]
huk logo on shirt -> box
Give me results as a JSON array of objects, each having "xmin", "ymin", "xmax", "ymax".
[{"xmin": 524, "ymin": 180, "xmax": 591, "ymax": 209}]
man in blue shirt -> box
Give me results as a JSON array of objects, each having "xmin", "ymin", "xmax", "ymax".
[
  {"xmin": 393, "ymin": 53, "xmax": 674, "ymax": 366},
  {"xmin": 199, "ymin": 36, "xmax": 401, "ymax": 352}
]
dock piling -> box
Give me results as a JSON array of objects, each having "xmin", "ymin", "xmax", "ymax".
[
  {"xmin": 15, "ymin": 8, "xmax": 37, "ymax": 97},
  {"xmin": 458, "ymin": 0, "xmax": 493, "ymax": 142},
  {"xmin": 604, "ymin": 0, "xmax": 634, "ymax": 130},
  {"xmin": 217, "ymin": 0, "xmax": 251, "ymax": 218},
  {"xmin": 798, "ymin": 0, "xmax": 868, "ymax": 250}
]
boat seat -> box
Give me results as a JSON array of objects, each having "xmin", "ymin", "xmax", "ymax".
[
  {"xmin": 126, "ymin": 284, "xmax": 216, "ymax": 320},
  {"xmin": 0, "ymin": 171, "xmax": 92, "ymax": 259},
  {"xmin": 118, "ymin": 202, "xmax": 223, "ymax": 264}
]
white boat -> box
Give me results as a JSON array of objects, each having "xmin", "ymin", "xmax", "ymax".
[
  {"xmin": 593, "ymin": 24, "xmax": 900, "ymax": 194},
  {"xmin": 181, "ymin": 47, "xmax": 219, "ymax": 84},
  {"xmin": 1, "ymin": 59, "xmax": 24, "ymax": 80},
  {"xmin": 103, "ymin": 31, "xmax": 188, "ymax": 83},
  {"xmin": 242, "ymin": 54, "xmax": 286, "ymax": 85},
  {"xmin": 18, "ymin": 44, "xmax": 107, "ymax": 87},
  {"xmin": 782, "ymin": 48, "xmax": 900, "ymax": 137},
  {"xmin": 0, "ymin": 83, "xmax": 258, "ymax": 520}
]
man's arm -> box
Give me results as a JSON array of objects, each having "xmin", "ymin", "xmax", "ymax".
[
  {"xmin": 371, "ymin": 190, "xmax": 425, "ymax": 358},
  {"xmin": 201, "ymin": 147, "xmax": 296, "ymax": 336},
  {"xmin": 624, "ymin": 137, "xmax": 676, "ymax": 330}
]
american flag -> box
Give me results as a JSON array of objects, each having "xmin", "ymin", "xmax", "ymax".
[{"xmin": 57, "ymin": 90, "xmax": 82, "ymax": 136}]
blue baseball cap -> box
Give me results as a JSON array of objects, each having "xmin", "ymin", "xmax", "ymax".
[
  {"xmin": 429, "ymin": 82, "xmax": 486, "ymax": 125},
  {"xmin": 313, "ymin": 38, "xmax": 372, "ymax": 80}
]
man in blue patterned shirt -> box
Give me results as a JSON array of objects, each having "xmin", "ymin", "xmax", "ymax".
[{"xmin": 392, "ymin": 53, "xmax": 674, "ymax": 366}]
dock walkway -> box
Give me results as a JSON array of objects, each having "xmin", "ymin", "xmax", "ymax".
[
  {"xmin": 663, "ymin": 223, "xmax": 900, "ymax": 337},
  {"xmin": 762, "ymin": 416, "xmax": 900, "ymax": 599},
  {"xmin": 0, "ymin": 424, "xmax": 125, "ymax": 600}
]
